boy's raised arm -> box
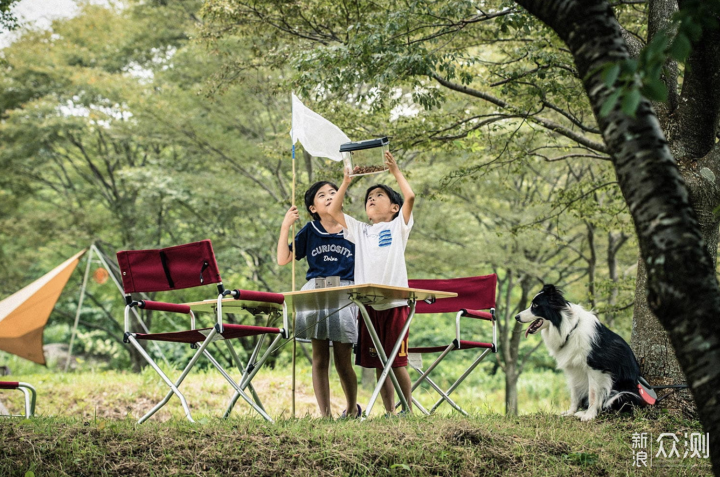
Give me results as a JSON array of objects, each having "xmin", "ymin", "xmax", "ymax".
[
  {"xmin": 386, "ymin": 151, "xmax": 415, "ymax": 224},
  {"xmin": 328, "ymin": 168, "xmax": 352, "ymax": 228}
]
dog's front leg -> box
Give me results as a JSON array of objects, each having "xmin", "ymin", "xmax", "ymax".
[
  {"xmin": 561, "ymin": 388, "xmax": 580, "ymax": 416},
  {"xmin": 580, "ymin": 373, "xmax": 608, "ymax": 421},
  {"xmin": 561, "ymin": 372, "xmax": 585, "ymax": 417}
]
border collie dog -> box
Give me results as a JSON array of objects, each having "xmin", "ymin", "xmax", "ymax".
[{"xmin": 516, "ymin": 284, "xmax": 643, "ymax": 421}]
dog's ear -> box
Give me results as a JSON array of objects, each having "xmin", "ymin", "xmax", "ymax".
[{"xmin": 542, "ymin": 284, "xmax": 557, "ymax": 294}]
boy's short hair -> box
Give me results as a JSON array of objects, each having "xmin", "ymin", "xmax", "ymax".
[
  {"xmin": 365, "ymin": 184, "xmax": 403, "ymax": 220},
  {"xmin": 304, "ymin": 181, "xmax": 339, "ymax": 221}
]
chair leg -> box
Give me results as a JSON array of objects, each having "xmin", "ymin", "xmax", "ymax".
[
  {"xmin": 17, "ymin": 383, "xmax": 36, "ymax": 418},
  {"xmin": 428, "ymin": 349, "xmax": 491, "ymax": 414},
  {"xmin": 224, "ymin": 342, "xmax": 266, "ymax": 411},
  {"xmin": 223, "ymin": 333, "xmax": 284, "ymax": 418},
  {"xmin": 394, "ymin": 345, "xmax": 457, "ymax": 414},
  {"xmin": 409, "ymin": 363, "xmax": 468, "ymax": 416},
  {"xmin": 129, "ymin": 330, "xmax": 218, "ymax": 424},
  {"xmin": 203, "ymin": 350, "xmax": 273, "ymax": 422}
]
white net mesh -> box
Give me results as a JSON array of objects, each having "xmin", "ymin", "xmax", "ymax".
[{"xmin": 291, "ymin": 93, "xmax": 350, "ymax": 161}]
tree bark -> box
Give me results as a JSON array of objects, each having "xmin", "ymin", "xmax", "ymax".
[
  {"xmin": 499, "ymin": 273, "xmax": 531, "ymax": 416},
  {"xmin": 631, "ymin": 260, "xmax": 695, "ymax": 416},
  {"xmin": 586, "ymin": 221, "xmax": 597, "ymax": 308},
  {"xmin": 505, "ymin": 361, "xmax": 519, "ymax": 416},
  {"xmin": 630, "ymin": 0, "xmax": 720, "ymax": 416},
  {"xmin": 514, "ymin": 0, "xmax": 720, "ymax": 472}
]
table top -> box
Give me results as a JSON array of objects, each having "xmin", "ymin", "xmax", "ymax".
[{"xmin": 184, "ymin": 284, "xmax": 456, "ymax": 314}]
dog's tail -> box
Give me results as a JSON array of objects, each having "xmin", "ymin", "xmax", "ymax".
[{"xmin": 604, "ymin": 384, "xmax": 643, "ymax": 412}]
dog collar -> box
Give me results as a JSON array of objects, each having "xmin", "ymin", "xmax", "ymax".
[{"xmin": 559, "ymin": 321, "xmax": 580, "ymax": 349}]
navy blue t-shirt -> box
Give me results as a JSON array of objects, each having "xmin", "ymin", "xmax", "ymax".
[{"xmin": 291, "ymin": 221, "xmax": 355, "ymax": 281}]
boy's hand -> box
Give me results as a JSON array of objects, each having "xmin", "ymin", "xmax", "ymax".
[
  {"xmin": 343, "ymin": 164, "xmax": 353, "ymax": 186},
  {"xmin": 282, "ymin": 205, "xmax": 300, "ymax": 228},
  {"xmin": 385, "ymin": 151, "xmax": 400, "ymax": 175}
]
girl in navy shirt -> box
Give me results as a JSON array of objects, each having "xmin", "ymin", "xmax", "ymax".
[{"xmin": 276, "ymin": 181, "xmax": 360, "ymax": 418}]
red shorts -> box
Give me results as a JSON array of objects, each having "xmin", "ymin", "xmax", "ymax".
[{"xmin": 355, "ymin": 306, "xmax": 410, "ymax": 368}]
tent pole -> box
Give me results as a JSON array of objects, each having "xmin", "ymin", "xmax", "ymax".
[
  {"xmin": 90, "ymin": 245, "xmax": 171, "ymax": 367},
  {"xmin": 291, "ymin": 142, "xmax": 297, "ymax": 419},
  {"xmin": 65, "ymin": 248, "xmax": 93, "ymax": 372}
]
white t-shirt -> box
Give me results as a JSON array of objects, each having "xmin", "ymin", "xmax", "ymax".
[{"xmin": 343, "ymin": 208, "xmax": 414, "ymax": 310}]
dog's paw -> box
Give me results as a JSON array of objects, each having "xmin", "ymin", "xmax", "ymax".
[
  {"xmin": 560, "ymin": 410, "xmax": 576, "ymax": 417},
  {"xmin": 573, "ymin": 410, "xmax": 586, "ymax": 419},
  {"xmin": 580, "ymin": 411, "xmax": 597, "ymax": 422}
]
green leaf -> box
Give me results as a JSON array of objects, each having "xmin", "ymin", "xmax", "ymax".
[
  {"xmin": 600, "ymin": 89, "xmax": 622, "ymax": 117},
  {"xmin": 620, "ymin": 58, "xmax": 637, "ymax": 75},
  {"xmin": 669, "ymin": 34, "xmax": 691, "ymax": 62},
  {"xmin": 390, "ymin": 464, "xmax": 411, "ymax": 471},
  {"xmin": 641, "ymin": 77, "xmax": 668, "ymax": 102},
  {"xmin": 601, "ymin": 64, "xmax": 620, "ymax": 87},
  {"xmin": 645, "ymin": 33, "xmax": 668, "ymax": 60},
  {"xmin": 25, "ymin": 472, "xmax": 35, "ymax": 477},
  {"xmin": 621, "ymin": 89, "xmax": 642, "ymax": 117}
]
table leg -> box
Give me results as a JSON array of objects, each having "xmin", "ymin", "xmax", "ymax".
[{"xmin": 352, "ymin": 297, "xmax": 416, "ymax": 420}]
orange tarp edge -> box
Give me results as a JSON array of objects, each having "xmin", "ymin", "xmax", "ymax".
[{"xmin": 0, "ymin": 250, "xmax": 86, "ymax": 364}]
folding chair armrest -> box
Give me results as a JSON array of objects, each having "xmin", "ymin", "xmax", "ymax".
[
  {"xmin": 227, "ymin": 289, "xmax": 285, "ymax": 305},
  {"xmin": 124, "ymin": 301, "xmax": 196, "ymax": 337},
  {"xmin": 460, "ymin": 309, "xmax": 494, "ymax": 320},
  {"xmin": 455, "ymin": 308, "xmax": 496, "ymax": 349},
  {"xmin": 139, "ymin": 300, "xmax": 192, "ymax": 314},
  {"xmin": 223, "ymin": 289, "xmax": 288, "ymax": 337}
]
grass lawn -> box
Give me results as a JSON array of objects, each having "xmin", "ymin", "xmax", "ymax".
[{"xmin": 0, "ymin": 365, "xmax": 712, "ymax": 476}]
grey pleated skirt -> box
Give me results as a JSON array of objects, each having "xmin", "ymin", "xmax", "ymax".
[{"xmin": 294, "ymin": 279, "xmax": 358, "ymax": 343}]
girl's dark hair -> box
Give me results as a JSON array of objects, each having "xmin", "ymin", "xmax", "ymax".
[
  {"xmin": 304, "ymin": 181, "xmax": 339, "ymax": 221},
  {"xmin": 365, "ymin": 184, "xmax": 403, "ymax": 220}
]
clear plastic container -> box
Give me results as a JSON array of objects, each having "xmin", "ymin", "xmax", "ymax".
[{"xmin": 340, "ymin": 137, "xmax": 390, "ymax": 177}]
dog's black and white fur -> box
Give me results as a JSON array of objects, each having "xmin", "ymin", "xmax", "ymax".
[{"xmin": 516, "ymin": 284, "xmax": 643, "ymax": 421}]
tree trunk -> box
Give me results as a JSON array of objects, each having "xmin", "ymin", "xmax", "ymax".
[
  {"xmin": 514, "ymin": 1, "xmax": 720, "ymax": 472},
  {"xmin": 631, "ymin": 260, "xmax": 695, "ymax": 416},
  {"xmin": 505, "ymin": 364, "xmax": 519, "ymax": 416},
  {"xmin": 499, "ymin": 273, "xmax": 530, "ymax": 416},
  {"xmin": 632, "ymin": 155, "xmax": 720, "ymax": 418},
  {"xmin": 586, "ymin": 221, "xmax": 596, "ymax": 308}
]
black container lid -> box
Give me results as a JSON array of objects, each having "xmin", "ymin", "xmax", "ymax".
[{"xmin": 339, "ymin": 137, "xmax": 389, "ymax": 152}]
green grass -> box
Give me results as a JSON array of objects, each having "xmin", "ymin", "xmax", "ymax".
[
  {"xmin": 0, "ymin": 360, "xmax": 571, "ymax": 419},
  {"xmin": 0, "ymin": 366, "xmax": 712, "ymax": 476},
  {"xmin": 0, "ymin": 412, "xmax": 710, "ymax": 476}
]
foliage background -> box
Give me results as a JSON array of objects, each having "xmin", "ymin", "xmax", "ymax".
[{"xmin": 0, "ymin": 0, "xmax": 648, "ymax": 414}]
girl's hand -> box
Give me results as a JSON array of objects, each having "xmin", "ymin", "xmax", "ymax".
[
  {"xmin": 282, "ymin": 205, "xmax": 300, "ymax": 228},
  {"xmin": 385, "ymin": 151, "xmax": 400, "ymax": 175}
]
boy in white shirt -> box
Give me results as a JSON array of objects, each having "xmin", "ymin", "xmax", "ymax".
[{"xmin": 328, "ymin": 151, "xmax": 415, "ymax": 415}]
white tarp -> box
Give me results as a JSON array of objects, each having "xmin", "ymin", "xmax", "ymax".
[{"xmin": 291, "ymin": 93, "xmax": 350, "ymax": 161}]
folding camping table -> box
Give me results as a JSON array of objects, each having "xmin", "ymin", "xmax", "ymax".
[{"xmin": 282, "ymin": 284, "xmax": 457, "ymax": 420}]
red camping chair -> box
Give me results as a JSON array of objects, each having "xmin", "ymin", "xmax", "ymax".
[
  {"xmin": 0, "ymin": 381, "xmax": 36, "ymax": 418},
  {"xmin": 403, "ymin": 275, "xmax": 498, "ymax": 415},
  {"xmin": 117, "ymin": 239, "xmax": 288, "ymax": 424}
]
